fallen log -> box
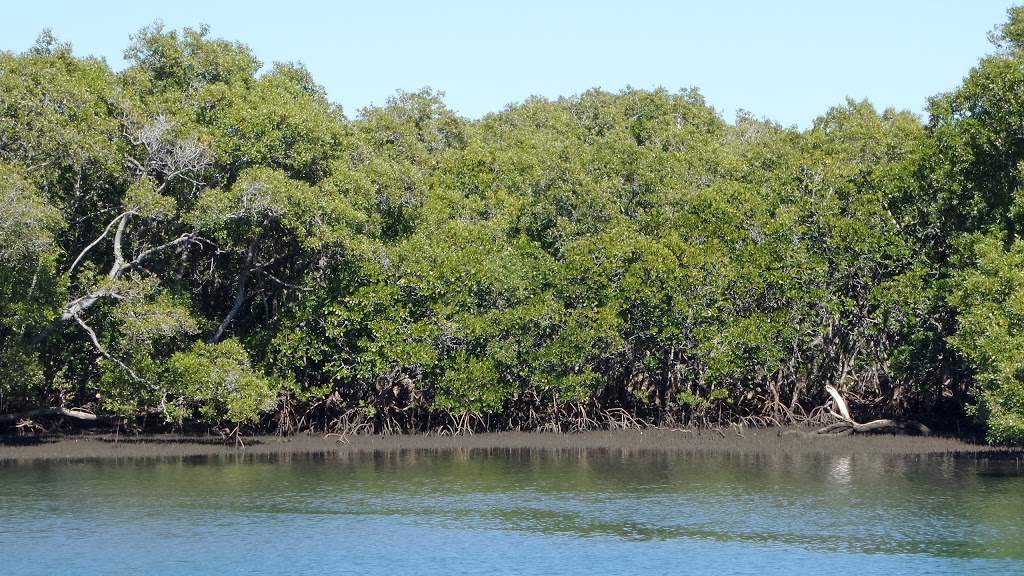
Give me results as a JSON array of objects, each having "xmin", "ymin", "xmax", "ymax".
[
  {"xmin": 817, "ymin": 385, "xmax": 931, "ymax": 436},
  {"xmin": 0, "ymin": 406, "xmax": 123, "ymax": 426}
]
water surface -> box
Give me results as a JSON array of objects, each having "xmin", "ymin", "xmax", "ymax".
[{"xmin": 2, "ymin": 448, "xmax": 1022, "ymax": 575}]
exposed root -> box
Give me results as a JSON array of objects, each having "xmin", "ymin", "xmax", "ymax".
[
  {"xmin": 327, "ymin": 408, "xmax": 374, "ymax": 436},
  {"xmin": 603, "ymin": 407, "xmax": 643, "ymax": 430},
  {"xmin": 215, "ymin": 425, "xmax": 247, "ymax": 448},
  {"xmin": 537, "ymin": 421, "xmax": 561, "ymax": 434},
  {"xmin": 803, "ymin": 404, "xmax": 835, "ymax": 427},
  {"xmin": 15, "ymin": 418, "xmax": 46, "ymax": 434},
  {"xmin": 434, "ymin": 412, "xmax": 485, "ymax": 436},
  {"xmin": 562, "ymin": 401, "xmax": 600, "ymax": 432},
  {"xmin": 738, "ymin": 414, "xmax": 780, "ymax": 429},
  {"xmin": 325, "ymin": 432, "xmax": 350, "ymax": 444}
]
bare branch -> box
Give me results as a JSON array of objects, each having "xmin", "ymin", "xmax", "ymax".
[
  {"xmin": 124, "ymin": 113, "xmax": 211, "ymax": 185},
  {"xmin": 259, "ymin": 269, "xmax": 311, "ymax": 291},
  {"xmin": 110, "ymin": 211, "xmax": 130, "ymax": 279},
  {"xmin": 124, "ymin": 154, "xmax": 145, "ymax": 174},
  {"xmin": 59, "ymin": 290, "xmax": 115, "ymax": 322},
  {"xmin": 66, "ymin": 211, "xmax": 134, "ymax": 276},
  {"xmin": 74, "ymin": 315, "xmax": 150, "ymax": 386},
  {"xmin": 824, "ymin": 384, "xmax": 852, "ymax": 421},
  {"xmin": 208, "ymin": 236, "xmax": 260, "ymax": 344},
  {"xmin": 32, "ymin": 229, "xmax": 206, "ymax": 344},
  {"xmin": 118, "ymin": 232, "xmax": 201, "ymax": 278}
]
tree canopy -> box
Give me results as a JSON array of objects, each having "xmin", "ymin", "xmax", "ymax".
[{"xmin": 4, "ymin": 12, "xmax": 1024, "ymax": 444}]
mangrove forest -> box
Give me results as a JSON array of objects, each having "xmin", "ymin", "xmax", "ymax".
[{"xmin": 4, "ymin": 9, "xmax": 1024, "ymax": 444}]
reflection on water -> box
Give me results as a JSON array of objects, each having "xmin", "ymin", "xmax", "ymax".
[
  {"xmin": 828, "ymin": 453, "xmax": 852, "ymax": 486},
  {"xmin": 1, "ymin": 448, "xmax": 1022, "ymax": 576}
]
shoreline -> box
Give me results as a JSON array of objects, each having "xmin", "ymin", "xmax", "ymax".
[{"xmin": 2, "ymin": 426, "xmax": 1022, "ymax": 462}]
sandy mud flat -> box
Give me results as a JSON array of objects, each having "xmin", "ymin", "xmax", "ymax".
[{"xmin": 2, "ymin": 427, "xmax": 1021, "ymax": 462}]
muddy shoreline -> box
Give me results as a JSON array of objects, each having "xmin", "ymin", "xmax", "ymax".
[{"xmin": 2, "ymin": 426, "xmax": 1022, "ymax": 462}]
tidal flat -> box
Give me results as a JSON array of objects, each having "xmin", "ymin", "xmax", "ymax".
[{"xmin": 2, "ymin": 427, "xmax": 1021, "ymax": 462}]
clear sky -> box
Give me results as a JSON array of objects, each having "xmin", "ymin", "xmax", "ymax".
[{"xmin": 0, "ymin": 1, "xmax": 1018, "ymax": 128}]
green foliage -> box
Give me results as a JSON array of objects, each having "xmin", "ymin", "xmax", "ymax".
[
  {"xmin": 0, "ymin": 161, "xmax": 63, "ymax": 407},
  {"xmin": 199, "ymin": 62, "xmax": 348, "ymax": 184},
  {"xmin": 6, "ymin": 15, "xmax": 1024, "ymax": 443},
  {"xmin": 164, "ymin": 339, "xmax": 281, "ymax": 426},
  {"xmin": 926, "ymin": 7, "xmax": 1024, "ymax": 245},
  {"xmin": 0, "ymin": 32, "xmax": 124, "ymax": 193},
  {"xmin": 0, "ymin": 161, "xmax": 63, "ymax": 297},
  {"xmin": 121, "ymin": 22, "xmax": 260, "ymax": 109},
  {"xmin": 988, "ymin": 7, "xmax": 1024, "ymax": 53},
  {"xmin": 357, "ymin": 88, "xmax": 467, "ymax": 163},
  {"xmin": 949, "ymin": 235, "xmax": 1024, "ymax": 444}
]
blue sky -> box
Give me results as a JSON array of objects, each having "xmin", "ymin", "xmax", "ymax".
[{"xmin": 1, "ymin": 1, "xmax": 1018, "ymax": 128}]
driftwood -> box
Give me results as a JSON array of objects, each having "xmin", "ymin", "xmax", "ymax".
[
  {"xmin": 0, "ymin": 406, "xmax": 124, "ymax": 428},
  {"xmin": 817, "ymin": 385, "xmax": 931, "ymax": 436}
]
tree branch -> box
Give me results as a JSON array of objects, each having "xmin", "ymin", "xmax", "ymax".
[
  {"xmin": 73, "ymin": 315, "xmax": 149, "ymax": 386},
  {"xmin": 31, "ymin": 231, "xmax": 205, "ymax": 345},
  {"xmin": 59, "ymin": 290, "xmax": 116, "ymax": 322},
  {"xmin": 110, "ymin": 211, "xmax": 130, "ymax": 279},
  {"xmin": 67, "ymin": 211, "xmax": 134, "ymax": 276},
  {"xmin": 118, "ymin": 232, "xmax": 201, "ymax": 278},
  {"xmin": 824, "ymin": 384, "xmax": 852, "ymax": 421},
  {"xmin": 208, "ymin": 236, "xmax": 260, "ymax": 344}
]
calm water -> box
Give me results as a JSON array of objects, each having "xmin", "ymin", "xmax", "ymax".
[{"xmin": 2, "ymin": 448, "xmax": 1023, "ymax": 575}]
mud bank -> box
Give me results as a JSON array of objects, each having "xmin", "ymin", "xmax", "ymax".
[{"xmin": 2, "ymin": 427, "xmax": 1021, "ymax": 462}]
